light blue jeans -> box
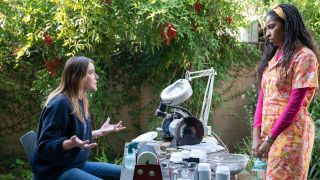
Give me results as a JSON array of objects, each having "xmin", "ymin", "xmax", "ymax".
[{"xmin": 57, "ymin": 161, "xmax": 121, "ymax": 180}]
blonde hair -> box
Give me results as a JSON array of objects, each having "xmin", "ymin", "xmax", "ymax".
[{"xmin": 45, "ymin": 56, "xmax": 93, "ymax": 121}]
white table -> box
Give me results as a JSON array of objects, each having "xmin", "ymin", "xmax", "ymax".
[{"xmin": 120, "ymin": 139, "xmax": 254, "ymax": 180}]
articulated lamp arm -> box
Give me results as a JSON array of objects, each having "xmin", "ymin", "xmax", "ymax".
[{"xmin": 185, "ymin": 68, "xmax": 217, "ymax": 135}]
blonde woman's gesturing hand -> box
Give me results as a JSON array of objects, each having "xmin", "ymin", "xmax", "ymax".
[
  {"xmin": 93, "ymin": 117, "xmax": 126, "ymax": 138},
  {"xmin": 63, "ymin": 135, "xmax": 97, "ymax": 150}
]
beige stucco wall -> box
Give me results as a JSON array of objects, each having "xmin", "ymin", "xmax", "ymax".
[{"xmin": 213, "ymin": 70, "xmax": 255, "ymax": 152}]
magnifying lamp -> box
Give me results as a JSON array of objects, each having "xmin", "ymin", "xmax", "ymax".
[{"xmin": 155, "ymin": 68, "xmax": 217, "ymax": 146}]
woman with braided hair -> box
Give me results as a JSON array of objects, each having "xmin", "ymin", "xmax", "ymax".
[{"xmin": 252, "ymin": 3, "xmax": 318, "ymax": 179}]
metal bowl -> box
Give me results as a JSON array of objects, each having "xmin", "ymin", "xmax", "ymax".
[{"xmin": 210, "ymin": 153, "xmax": 249, "ymax": 175}]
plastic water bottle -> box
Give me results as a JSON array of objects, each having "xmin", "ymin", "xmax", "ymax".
[
  {"xmin": 125, "ymin": 142, "xmax": 138, "ymax": 169},
  {"xmin": 252, "ymin": 157, "xmax": 267, "ymax": 180}
]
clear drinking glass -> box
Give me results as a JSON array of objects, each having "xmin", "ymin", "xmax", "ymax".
[
  {"xmin": 169, "ymin": 162, "xmax": 197, "ymax": 180},
  {"xmin": 180, "ymin": 162, "xmax": 197, "ymax": 180}
]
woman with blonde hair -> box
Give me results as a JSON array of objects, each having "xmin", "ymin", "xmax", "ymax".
[{"xmin": 32, "ymin": 56, "xmax": 125, "ymax": 180}]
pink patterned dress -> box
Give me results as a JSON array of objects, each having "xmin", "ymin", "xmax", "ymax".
[{"xmin": 261, "ymin": 46, "xmax": 318, "ymax": 179}]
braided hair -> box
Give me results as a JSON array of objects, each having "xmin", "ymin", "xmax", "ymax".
[{"xmin": 257, "ymin": 3, "xmax": 318, "ymax": 85}]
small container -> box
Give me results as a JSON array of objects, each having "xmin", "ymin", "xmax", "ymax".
[
  {"xmin": 198, "ymin": 163, "xmax": 211, "ymax": 180},
  {"xmin": 215, "ymin": 165, "xmax": 230, "ymax": 180}
]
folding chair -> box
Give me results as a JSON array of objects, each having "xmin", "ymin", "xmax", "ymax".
[{"xmin": 20, "ymin": 130, "xmax": 37, "ymax": 179}]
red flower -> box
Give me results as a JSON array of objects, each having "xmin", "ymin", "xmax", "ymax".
[
  {"xmin": 226, "ymin": 16, "xmax": 233, "ymax": 25},
  {"xmin": 194, "ymin": 2, "xmax": 201, "ymax": 13},
  {"xmin": 160, "ymin": 23, "xmax": 177, "ymax": 46},
  {"xmin": 43, "ymin": 33, "xmax": 53, "ymax": 46},
  {"xmin": 167, "ymin": 24, "xmax": 177, "ymax": 39},
  {"xmin": 46, "ymin": 58, "xmax": 61, "ymax": 76},
  {"xmin": 47, "ymin": 66, "xmax": 57, "ymax": 76}
]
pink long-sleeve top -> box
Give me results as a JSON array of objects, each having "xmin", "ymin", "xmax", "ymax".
[{"xmin": 253, "ymin": 88, "xmax": 308, "ymax": 138}]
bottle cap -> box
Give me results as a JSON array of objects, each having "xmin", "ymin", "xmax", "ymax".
[
  {"xmin": 198, "ymin": 163, "xmax": 211, "ymax": 171},
  {"xmin": 252, "ymin": 157, "xmax": 267, "ymax": 171}
]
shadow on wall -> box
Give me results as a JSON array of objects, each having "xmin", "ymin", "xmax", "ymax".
[{"xmin": 212, "ymin": 68, "xmax": 255, "ymax": 152}]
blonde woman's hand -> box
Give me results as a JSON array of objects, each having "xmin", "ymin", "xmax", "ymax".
[
  {"xmin": 63, "ymin": 135, "xmax": 97, "ymax": 150},
  {"xmin": 113, "ymin": 120, "xmax": 126, "ymax": 132},
  {"xmin": 99, "ymin": 117, "xmax": 115, "ymax": 134},
  {"xmin": 98, "ymin": 117, "xmax": 126, "ymax": 136}
]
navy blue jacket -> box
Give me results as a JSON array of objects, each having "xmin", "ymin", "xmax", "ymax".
[{"xmin": 31, "ymin": 95, "xmax": 92, "ymax": 180}]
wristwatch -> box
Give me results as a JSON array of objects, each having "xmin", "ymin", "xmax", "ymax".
[{"xmin": 265, "ymin": 135, "xmax": 275, "ymax": 143}]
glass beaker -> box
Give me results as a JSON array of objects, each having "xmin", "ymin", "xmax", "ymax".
[
  {"xmin": 169, "ymin": 162, "xmax": 187, "ymax": 180},
  {"xmin": 179, "ymin": 162, "xmax": 197, "ymax": 180}
]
